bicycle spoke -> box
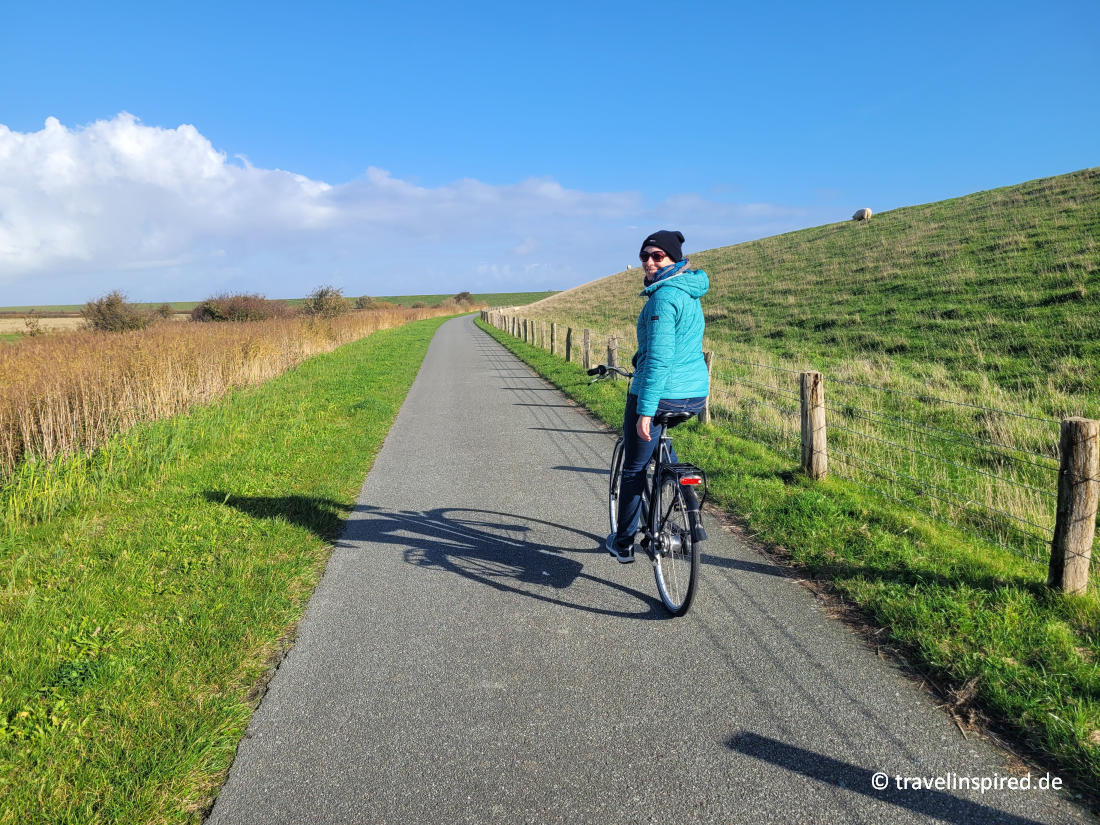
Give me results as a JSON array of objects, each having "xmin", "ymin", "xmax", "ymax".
[{"xmin": 652, "ymin": 472, "xmax": 701, "ymax": 616}]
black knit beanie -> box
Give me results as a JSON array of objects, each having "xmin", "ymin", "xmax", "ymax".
[{"xmin": 639, "ymin": 230, "xmax": 685, "ymax": 262}]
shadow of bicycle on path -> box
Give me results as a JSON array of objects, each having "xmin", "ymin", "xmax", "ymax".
[{"xmin": 338, "ymin": 504, "xmax": 669, "ymax": 620}]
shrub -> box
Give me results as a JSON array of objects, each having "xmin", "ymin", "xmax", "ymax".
[
  {"xmin": 411, "ymin": 302, "xmax": 427, "ymax": 309},
  {"xmin": 81, "ymin": 291, "xmax": 151, "ymax": 332},
  {"xmin": 452, "ymin": 291, "xmax": 474, "ymax": 305},
  {"xmin": 303, "ymin": 286, "xmax": 350, "ymax": 318},
  {"xmin": 23, "ymin": 311, "xmax": 44, "ymax": 337},
  {"xmin": 355, "ymin": 295, "xmax": 375, "ymax": 310},
  {"xmin": 191, "ymin": 294, "xmax": 291, "ymax": 322},
  {"xmin": 152, "ymin": 303, "xmax": 175, "ymax": 320}
]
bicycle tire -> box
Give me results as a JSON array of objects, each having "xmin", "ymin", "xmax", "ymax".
[
  {"xmin": 651, "ymin": 470, "xmax": 702, "ymax": 616},
  {"xmin": 608, "ymin": 437, "xmax": 624, "ymax": 534}
]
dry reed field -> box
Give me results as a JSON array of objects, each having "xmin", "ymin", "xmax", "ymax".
[{"xmin": 0, "ymin": 306, "xmax": 459, "ymax": 480}]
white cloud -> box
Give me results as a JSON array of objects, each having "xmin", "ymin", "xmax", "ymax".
[{"xmin": 0, "ymin": 114, "xmax": 830, "ymax": 303}]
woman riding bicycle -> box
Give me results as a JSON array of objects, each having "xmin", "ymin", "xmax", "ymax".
[{"xmin": 606, "ymin": 230, "xmax": 709, "ymax": 563}]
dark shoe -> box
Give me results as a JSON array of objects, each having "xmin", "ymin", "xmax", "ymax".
[{"xmin": 605, "ymin": 533, "xmax": 635, "ymax": 564}]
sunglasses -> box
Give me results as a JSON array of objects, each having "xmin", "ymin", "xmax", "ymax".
[{"xmin": 640, "ymin": 251, "xmax": 668, "ymax": 262}]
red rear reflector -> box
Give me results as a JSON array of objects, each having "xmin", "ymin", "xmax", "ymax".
[{"xmin": 680, "ymin": 476, "xmax": 702, "ymax": 485}]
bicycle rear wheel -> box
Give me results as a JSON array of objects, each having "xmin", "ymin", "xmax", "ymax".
[
  {"xmin": 608, "ymin": 437, "xmax": 624, "ymax": 534},
  {"xmin": 651, "ymin": 471, "xmax": 702, "ymax": 616}
]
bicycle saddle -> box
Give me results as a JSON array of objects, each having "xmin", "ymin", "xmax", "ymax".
[{"xmin": 652, "ymin": 411, "xmax": 695, "ymax": 429}]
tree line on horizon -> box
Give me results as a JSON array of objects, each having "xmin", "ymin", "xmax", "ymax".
[{"xmin": 79, "ymin": 287, "xmax": 477, "ymax": 332}]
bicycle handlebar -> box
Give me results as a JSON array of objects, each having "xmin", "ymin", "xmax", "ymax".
[{"xmin": 587, "ymin": 364, "xmax": 634, "ymax": 379}]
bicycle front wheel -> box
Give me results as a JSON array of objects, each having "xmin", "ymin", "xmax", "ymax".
[
  {"xmin": 651, "ymin": 471, "xmax": 702, "ymax": 616},
  {"xmin": 608, "ymin": 437, "xmax": 625, "ymax": 534}
]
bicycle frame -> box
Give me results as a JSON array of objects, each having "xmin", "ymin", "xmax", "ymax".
[{"xmin": 640, "ymin": 436, "xmax": 707, "ymax": 561}]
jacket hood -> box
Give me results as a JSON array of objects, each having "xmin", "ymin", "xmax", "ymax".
[{"xmin": 640, "ymin": 267, "xmax": 709, "ymax": 299}]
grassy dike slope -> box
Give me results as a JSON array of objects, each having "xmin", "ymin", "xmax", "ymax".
[
  {"xmin": 528, "ymin": 168, "xmax": 1100, "ymax": 413},
  {"xmin": 0, "ymin": 316, "xmax": 449, "ymax": 824}
]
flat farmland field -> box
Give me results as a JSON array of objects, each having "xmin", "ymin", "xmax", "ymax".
[
  {"xmin": 0, "ymin": 314, "xmax": 191, "ymax": 337},
  {"xmin": 0, "ymin": 316, "xmax": 86, "ymax": 334}
]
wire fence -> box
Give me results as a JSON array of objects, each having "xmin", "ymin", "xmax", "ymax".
[
  {"xmin": 486, "ymin": 312, "xmax": 1097, "ymax": 576},
  {"xmin": 717, "ymin": 353, "xmax": 1064, "ymax": 565}
]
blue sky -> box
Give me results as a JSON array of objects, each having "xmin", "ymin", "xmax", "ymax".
[{"xmin": 1, "ymin": 0, "xmax": 1097, "ymax": 304}]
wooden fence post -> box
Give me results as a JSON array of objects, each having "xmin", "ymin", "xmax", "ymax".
[
  {"xmin": 1049, "ymin": 417, "xmax": 1099, "ymax": 594},
  {"xmin": 565, "ymin": 328, "xmax": 573, "ymax": 362},
  {"xmin": 800, "ymin": 370, "xmax": 827, "ymax": 479},
  {"xmin": 700, "ymin": 351, "xmax": 713, "ymax": 424},
  {"xmin": 607, "ymin": 336, "xmax": 619, "ymax": 378},
  {"xmin": 550, "ymin": 323, "xmax": 557, "ymax": 356},
  {"xmin": 583, "ymin": 329, "xmax": 591, "ymax": 370}
]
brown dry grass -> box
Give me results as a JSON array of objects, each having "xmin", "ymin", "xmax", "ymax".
[{"xmin": 0, "ymin": 306, "xmax": 460, "ymax": 477}]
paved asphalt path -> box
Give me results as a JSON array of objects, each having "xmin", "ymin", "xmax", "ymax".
[{"xmin": 208, "ymin": 315, "xmax": 1092, "ymax": 824}]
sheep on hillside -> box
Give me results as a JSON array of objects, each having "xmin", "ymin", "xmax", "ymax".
[{"xmin": 852, "ymin": 207, "xmax": 872, "ymax": 222}]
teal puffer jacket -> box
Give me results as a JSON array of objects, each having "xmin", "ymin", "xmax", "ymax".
[{"xmin": 631, "ymin": 267, "xmax": 710, "ymax": 417}]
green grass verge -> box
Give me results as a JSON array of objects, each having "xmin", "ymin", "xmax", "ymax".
[
  {"xmin": 0, "ymin": 315, "xmax": 450, "ymax": 824},
  {"xmin": 0, "ymin": 334, "xmax": 21, "ymax": 345},
  {"xmin": 477, "ymin": 318, "xmax": 1100, "ymax": 802}
]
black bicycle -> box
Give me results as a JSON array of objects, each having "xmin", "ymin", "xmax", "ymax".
[{"xmin": 589, "ymin": 364, "xmax": 708, "ymax": 616}]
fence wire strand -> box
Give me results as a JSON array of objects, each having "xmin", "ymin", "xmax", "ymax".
[
  {"xmin": 831, "ymin": 448, "xmax": 1055, "ymax": 537},
  {"xmin": 742, "ymin": 397, "xmax": 800, "ymax": 419},
  {"xmin": 824, "ymin": 398, "xmax": 1059, "ymax": 471},
  {"xmin": 722, "ymin": 376, "xmax": 801, "ymax": 401},
  {"xmin": 722, "ymin": 356, "xmax": 804, "ymax": 375},
  {"xmin": 823, "ymin": 374, "xmax": 1059, "ymax": 424},
  {"xmin": 827, "ymin": 421, "xmax": 1058, "ymax": 500},
  {"xmin": 830, "ymin": 457, "xmax": 1048, "ymax": 563}
]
